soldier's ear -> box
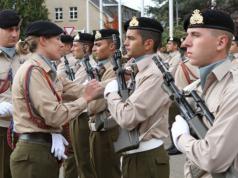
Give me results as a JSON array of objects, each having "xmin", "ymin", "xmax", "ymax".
[
  {"xmin": 38, "ymin": 36, "xmax": 48, "ymax": 47},
  {"xmin": 216, "ymin": 35, "xmax": 229, "ymax": 51}
]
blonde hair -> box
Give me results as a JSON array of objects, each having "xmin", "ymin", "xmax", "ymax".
[{"xmin": 17, "ymin": 36, "xmax": 40, "ymax": 54}]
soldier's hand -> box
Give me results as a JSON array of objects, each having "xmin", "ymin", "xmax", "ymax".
[
  {"xmin": 171, "ymin": 115, "xmax": 190, "ymax": 151},
  {"xmin": 0, "ymin": 101, "xmax": 13, "ymax": 117},
  {"xmin": 51, "ymin": 133, "xmax": 69, "ymax": 160},
  {"xmin": 104, "ymin": 80, "xmax": 118, "ymax": 98},
  {"xmin": 83, "ymin": 79, "xmax": 104, "ymax": 102}
]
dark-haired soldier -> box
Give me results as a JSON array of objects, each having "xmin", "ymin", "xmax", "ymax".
[
  {"xmin": 166, "ymin": 37, "xmax": 181, "ymax": 75},
  {"xmin": 88, "ymin": 29, "xmax": 121, "ymax": 178},
  {"xmin": 104, "ymin": 17, "xmax": 171, "ymax": 178},
  {"xmin": 0, "ymin": 9, "xmax": 25, "ymax": 178},
  {"xmin": 171, "ymin": 9, "xmax": 238, "ymax": 178},
  {"xmin": 57, "ymin": 34, "xmax": 77, "ymax": 79},
  {"xmin": 70, "ymin": 32, "xmax": 96, "ymax": 178},
  {"xmin": 10, "ymin": 21, "xmax": 103, "ymax": 178}
]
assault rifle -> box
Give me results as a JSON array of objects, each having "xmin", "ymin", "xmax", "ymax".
[
  {"xmin": 83, "ymin": 54, "xmax": 100, "ymax": 81},
  {"xmin": 152, "ymin": 55, "xmax": 214, "ymax": 139},
  {"xmin": 64, "ymin": 56, "xmax": 75, "ymax": 81},
  {"xmin": 111, "ymin": 34, "xmax": 140, "ymax": 153}
]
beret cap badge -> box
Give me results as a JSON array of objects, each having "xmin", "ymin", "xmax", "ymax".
[
  {"xmin": 190, "ymin": 9, "xmax": 204, "ymax": 25},
  {"xmin": 129, "ymin": 16, "xmax": 139, "ymax": 27},
  {"xmin": 74, "ymin": 33, "xmax": 80, "ymax": 41},
  {"xmin": 95, "ymin": 31, "xmax": 102, "ymax": 40}
]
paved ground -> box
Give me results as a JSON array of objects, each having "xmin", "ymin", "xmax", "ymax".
[{"xmin": 60, "ymin": 137, "xmax": 186, "ymax": 178}]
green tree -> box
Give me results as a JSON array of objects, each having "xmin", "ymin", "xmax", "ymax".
[{"xmin": 0, "ymin": 0, "xmax": 49, "ymax": 38}]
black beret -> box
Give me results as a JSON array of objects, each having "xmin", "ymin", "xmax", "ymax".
[
  {"xmin": 74, "ymin": 32, "xmax": 94, "ymax": 43},
  {"xmin": 60, "ymin": 35, "xmax": 74, "ymax": 43},
  {"xmin": 93, "ymin": 29, "xmax": 119, "ymax": 41},
  {"xmin": 124, "ymin": 16, "xmax": 163, "ymax": 33},
  {"xmin": 167, "ymin": 37, "xmax": 181, "ymax": 46},
  {"xmin": 26, "ymin": 20, "xmax": 63, "ymax": 37},
  {"xmin": 233, "ymin": 35, "xmax": 238, "ymax": 42},
  {"xmin": 184, "ymin": 9, "xmax": 235, "ymax": 34},
  {"xmin": 0, "ymin": 10, "xmax": 21, "ymax": 29}
]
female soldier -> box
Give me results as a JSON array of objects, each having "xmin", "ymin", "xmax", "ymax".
[{"xmin": 10, "ymin": 21, "xmax": 103, "ymax": 178}]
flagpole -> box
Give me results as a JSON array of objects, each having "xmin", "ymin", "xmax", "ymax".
[{"xmin": 169, "ymin": 0, "xmax": 174, "ymax": 39}]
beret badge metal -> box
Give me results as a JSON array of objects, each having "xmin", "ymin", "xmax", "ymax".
[
  {"xmin": 95, "ymin": 31, "xmax": 102, "ymax": 40},
  {"xmin": 129, "ymin": 16, "xmax": 139, "ymax": 27},
  {"xmin": 74, "ymin": 33, "xmax": 80, "ymax": 41},
  {"xmin": 190, "ymin": 9, "xmax": 204, "ymax": 25}
]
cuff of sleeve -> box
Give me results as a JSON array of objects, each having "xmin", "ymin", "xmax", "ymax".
[{"xmin": 177, "ymin": 133, "xmax": 195, "ymax": 153}]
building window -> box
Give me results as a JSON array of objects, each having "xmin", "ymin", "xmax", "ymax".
[
  {"xmin": 69, "ymin": 7, "xmax": 78, "ymax": 20},
  {"xmin": 55, "ymin": 8, "xmax": 63, "ymax": 20}
]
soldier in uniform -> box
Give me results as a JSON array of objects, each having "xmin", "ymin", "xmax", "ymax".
[
  {"xmin": 10, "ymin": 20, "xmax": 103, "ymax": 178},
  {"xmin": 165, "ymin": 37, "xmax": 182, "ymax": 75},
  {"xmin": 88, "ymin": 29, "xmax": 121, "ymax": 178},
  {"xmin": 104, "ymin": 17, "xmax": 170, "ymax": 178},
  {"xmin": 171, "ymin": 9, "xmax": 238, "ymax": 178},
  {"xmin": 165, "ymin": 37, "xmax": 183, "ymax": 155},
  {"xmin": 70, "ymin": 32, "xmax": 96, "ymax": 178},
  {"xmin": 0, "ymin": 9, "xmax": 24, "ymax": 178},
  {"xmin": 57, "ymin": 34, "xmax": 77, "ymax": 79},
  {"xmin": 73, "ymin": 32, "xmax": 96, "ymax": 83},
  {"xmin": 229, "ymin": 35, "xmax": 238, "ymax": 63}
]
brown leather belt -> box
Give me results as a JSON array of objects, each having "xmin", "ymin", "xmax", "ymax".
[{"xmin": 19, "ymin": 132, "xmax": 52, "ymax": 144}]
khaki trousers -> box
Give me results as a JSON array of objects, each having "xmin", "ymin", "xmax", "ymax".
[
  {"xmin": 10, "ymin": 141, "xmax": 59, "ymax": 178},
  {"xmin": 0, "ymin": 127, "xmax": 12, "ymax": 178},
  {"xmin": 122, "ymin": 145, "xmax": 170, "ymax": 178},
  {"xmin": 70, "ymin": 114, "xmax": 96, "ymax": 178},
  {"xmin": 89, "ymin": 126, "xmax": 121, "ymax": 178}
]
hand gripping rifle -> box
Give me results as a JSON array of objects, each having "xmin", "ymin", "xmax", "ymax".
[
  {"xmin": 152, "ymin": 55, "xmax": 214, "ymax": 139},
  {"xmin": 111, "ymin": 34, "xmax": 140, "ymax": 153},
  {"xmin": 152, "ymin": 55, "xmax": 238, "ymax": 178},
  {"xmin": 64, "ymin": 56, "xmax": 75, "ymax": 81}
]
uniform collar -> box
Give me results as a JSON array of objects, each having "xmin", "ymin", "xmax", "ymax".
[
  {"xmin": 97, "ymin": 58, "xmax": 109, "ymax": 66},
  {"xmin": 0, "ymin": 47, "xmax": 16, "ymax": 59},
  {"xmin": 32, "ymin": 53, "xmax": 57, "ymax": 80},
  {"xmin": 201, "ymin": 58, "xmax": 231, "ymax": 91},
  {"xmin": 169, "ymin": 50, "xmax": 180, "ymax": 58},
  {"xmin": 135, "ymin": 53, "xmax": 155, "ymax": 72}
]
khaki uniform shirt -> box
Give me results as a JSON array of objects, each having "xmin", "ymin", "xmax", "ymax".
[
  {"xmin": 166, "ymin": 50, "xmax": 181, "ymax": 76},
  {"xmin": 175, "ymin": 59, "xmax": 199, "ymax": 89},
  {"xmin": 177, "ymin": 60, "xmax": 238, "ymax": 177},
  {"xmin": 74, "ymin": 55, "xmax": 97, "ymax": 84},
  {"xmin": 231, "ymin": 53, "xmax": 238, "ymax": 64},
  {"xmin": 0, "ymin": 50, "xmax": 27, "ymax": 127},
  {"xmin": 88, "ymin": 59, "xmax": 115, "ymax": 120},
  {"xmin": 106, "ymin": 54, "xmax": 171, "ymax": 141},
  {"xmin": 12, "ymin": 53, "xmax": 87, "ymax": 133},
  {"xmin": 57, "ymin": 53, "xmax": 78, "ymax": 79}
]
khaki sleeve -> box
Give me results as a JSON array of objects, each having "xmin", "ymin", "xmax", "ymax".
[
  {"xmin": 29, "ymin": 69, "xmax": 87, "ymax": 127},
  {"xmin": 106, "ymin": 74, "xmax": 168, "ymax": 130},
  {"xmin": 60, "ymin": 77, "xmax": 85, "ymax": 101}
]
